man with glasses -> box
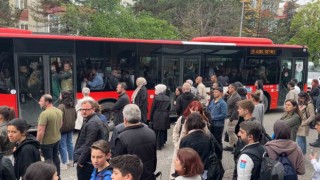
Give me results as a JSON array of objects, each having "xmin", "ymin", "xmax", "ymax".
[{"xmin": 74, "ymin": 100, "xmax": 105, "ymax": 180}]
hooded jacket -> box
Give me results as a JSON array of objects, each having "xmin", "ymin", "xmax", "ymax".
[
  {"xmin": 265, "ymin": 120, "xmax": 305, "ymax": 175},
  {"xmin": 175, "ymin": 92, "xmax": 197, "ymax": 116},
  {"xmin": 13, "ymin": 135, "xmax": 41, "ymax": 179}
]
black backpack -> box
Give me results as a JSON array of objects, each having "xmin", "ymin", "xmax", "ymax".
[
  {"xmin": 278, "ymin": 153, "xmax": 297, "ymax": 180},
  {"xmin": 244, "ymin": 147, "xmax": 285, "ymax": 180}
]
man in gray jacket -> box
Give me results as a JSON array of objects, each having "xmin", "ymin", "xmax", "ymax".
[{"xmin": 224, "ymin": 83, "xmax": 241, "ymax": 151}]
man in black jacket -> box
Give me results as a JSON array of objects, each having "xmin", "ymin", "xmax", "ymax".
[
  {"xmin": 175, "ymin": 82, "xmax": 197, "ymax": 116},
  {"xmin": 74, "ymin": 100, "xmax": 104, "ymax": 180},
  {"xmin": 113, "ymin": 104, "xmax": 157, "ymax": 180},
  {"xmin": 112, "ymin": 82, "xmax": 130, "ymax": 126}
]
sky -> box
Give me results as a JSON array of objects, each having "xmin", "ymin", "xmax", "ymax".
[{"xmin": 296, "ymin": 0, "xmax": 312, "ymax": 5}]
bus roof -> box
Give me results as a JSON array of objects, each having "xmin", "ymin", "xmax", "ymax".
[{"xmin": 0, "ymin": 28, "xmax": 304, "ymax": 48}]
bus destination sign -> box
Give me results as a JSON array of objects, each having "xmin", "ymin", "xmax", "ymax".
[{"xmin": 249, "ymin": 49, "xmax": 277, "ymax": 55}]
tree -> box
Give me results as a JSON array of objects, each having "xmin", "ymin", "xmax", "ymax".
[
  {"xmin": 29, "ymin": 0, "xmax": 180, "ymax": 39},
  {"xmin": 289, "ymin": 0, "xmax": 320, "ymax": 63},
  {"xmin": 266, "ymin": 0, "xmax": 298, "ymax": 43},
  {"xmin": 0, "ymin": 0, "xmax": 22, "ymax": 27},
  {"xmin": 133, "ymin": 0, "xmax": 242, "ymax": 39}
]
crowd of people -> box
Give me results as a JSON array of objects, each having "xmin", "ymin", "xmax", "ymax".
[{"xmin": 2, "ymin": 74, "xmax": 320, "ymax": 180}]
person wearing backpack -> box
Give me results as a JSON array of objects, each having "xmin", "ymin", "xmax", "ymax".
[
  {"xmin": 265, "ymin": 120, "xmax": 305, "ymax": 177},
  {"xmin": 90, "ymin": 140, "xmax": 112, "ymax": 180},
  {"xmin": 233, "ymin": 99, "xmax": 271, "ymax": 175},
  {"xmin": 235, "ymin": 121, "xmax": 265, "ymax": 180}
]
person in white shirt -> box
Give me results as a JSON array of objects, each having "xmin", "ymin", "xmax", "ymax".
[
  {"xmin": 236, "ymin": 121, "xmax": 264, "ymax": 180},
  {"xmin": 310, "ymin": 115, "xmax": 320, "ymax": 180},
  {"xmin": 291, "ymin": 78, "xmax": 301, "ymax": 94},
  {"xmin": 195, "ymin": 76, "xmax": 208, "ymax": 106}
]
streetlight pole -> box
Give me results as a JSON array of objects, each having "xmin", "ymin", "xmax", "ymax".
[{"xmin": 239, "ymin": 1, "xmax": 245, "ymax": 37}]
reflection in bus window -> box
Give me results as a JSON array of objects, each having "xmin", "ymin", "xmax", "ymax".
[
  {"xmin": 0, "ymin": 67, "xmax": 14, "ymax": 94},
  {"xmin": 203, "ymin": 57, "xmax": 242, "ymax": 86},
  {"xmin": 243, "ymin": 58, "xmax": 279, "ymax": 85}
]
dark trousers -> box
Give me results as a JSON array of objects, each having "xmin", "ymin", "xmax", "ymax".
[
  {"xmin": 77, "ymin": 163, "xmax": 94, "ymax": 180},
  {"xmin": 210, "ymin": 125, "xmax": 224, "ymax": 147},
  {"xmin": 41, "ymin": 141, "xmax": 61, "ymax": 177}
]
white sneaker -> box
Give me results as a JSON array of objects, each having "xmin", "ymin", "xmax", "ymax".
[
  {"xmin": 67, "ymin": 160, "xmax": 74, "ymax": 167},
  {"xmin": 61, "ymin": 164, "xmax": 68, "ymax": 170}
]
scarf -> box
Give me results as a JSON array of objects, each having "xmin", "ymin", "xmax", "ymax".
[{"xmin": 132, "ymin": 85, "xmax": 142, "ymax": 103}]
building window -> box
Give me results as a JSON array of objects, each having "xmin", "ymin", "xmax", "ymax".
[
  {"xmin": 48, "ymin": 14, "xmax": 60, "ymax": 33},
  {"xmin": 16, "ymin": 0, "xmax": 27, "ymax": 9},
  {"xmin": 20, "ymin": 24, "xmax": 28, "ymax": 30}
]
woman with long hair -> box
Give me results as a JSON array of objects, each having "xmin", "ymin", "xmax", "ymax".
[
  {"xmin": 170, "ymin": 100, "xmax": 210, "ymax": 179},
  {"xmin": 174, "ymin": 148, "xmax": 204, "ymax": 180},
  {"xmin": 58, "ymin": 91, "xmax": 77, "ymax": 169},
  {"xmin": 23, "ymin": 161, "xmax": 58, "ymax": 180},
  {"xmin": 296, "ymin": 92, "xmax": 315, "ymax": 154},
  {"xmin": 280, "ymin": 99, "xmax": 302, "ymax": 141},
  {"xmin": 7, "ymin": 118, "xmax": 41, "ymax": 179},
  {"xmin": 131, "ymin": 77, "xmax": 148, "ymax": 124},
  {"xmin": 179, "ymin": 113, "xmax": 220, "ymax": 179},
  {"xmin": 251, "ymin": 91, "xmax": 264, "ymax": 126},
  {"xmin": 0, "ymin": 106, "xmax": 15, "ymax": 157},
  {"xmin": 255, "ymin": 80, "xmax": 264, "ymax": 104}
]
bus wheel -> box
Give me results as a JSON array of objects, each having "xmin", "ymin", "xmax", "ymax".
[
  {"xmin": 263, "ymin": 94, "xmax": 269, "ymax": 114},
  {"xmin": 100, "ymin": 101, "xmax": 114, "ymax": 129}
]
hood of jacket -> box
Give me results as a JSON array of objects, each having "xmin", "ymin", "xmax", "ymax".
[
  {"xmin": 16, "ymin": 135, "xmax": 40, "ymax": 152},
  {"xmin": 181, "ymin": 92, "xmax": 195, "ymax": 100},
  {"xmin": 265, "ymin": 139, "xmax": 298, "ymax": 156}
]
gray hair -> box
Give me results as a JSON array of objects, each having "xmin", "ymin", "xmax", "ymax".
[
  {"xmin": 82, "ymin": 87, "xmax": 90, "ymax": 96},
  {"xmin": 136, "ymin": 77, "xmax": 147, "ymax": 86},
  {"xmin": 123, "ymin": 104, "xmax": 141, "ymax": 123},
  {"xmin": 182, "ymin": 82, "xmax": 191, "ymax": 93},
  {"xmin": 186, "ymin": 79, "xmax": 193, "ymax": 86},
  {"xmin": 155, "ymin": 84, "xmax": 167, "ymax": 95}
]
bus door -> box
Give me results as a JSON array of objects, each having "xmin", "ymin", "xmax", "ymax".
[
  {"xmin": 162, "ymin": 56, "xmax": 200, "ymax": 116},
  {"xmin": 16, "ymin": 55, "xmax": 74, "ymax": 127},
  {"xmin": 293, "ymin": 58, "xmax": 307, "ymax": 91},
  {"xmin": 278, "ymin": 58, "xmax": 293, "ymax": 106}
]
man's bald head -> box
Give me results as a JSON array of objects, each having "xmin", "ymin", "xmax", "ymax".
[{"xmin": 182, "ymin": 83, "xmax": 191, "ymax": 93}]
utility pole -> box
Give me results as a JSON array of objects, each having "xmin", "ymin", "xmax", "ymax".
[{"xmin": 239, "ymin": 1, "xmax": 245, "ymax": 37}]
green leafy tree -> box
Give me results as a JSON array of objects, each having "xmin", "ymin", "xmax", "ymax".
[
  {"xmin": 133, "ymin": 0, "xmax": 242, "ymax": 39},
  {"xmin": 0, "ymin": 0, "xmax": 22, "ymax": 27},
  {"xmin": 289, "ymin": 0, "xmax": 320, "ymax": 63},
  {"xmin": 29, "ymin": 0, "xmax": 180, "ymax": 39}
]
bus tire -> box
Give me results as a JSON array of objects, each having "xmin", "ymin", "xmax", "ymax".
[
  {"xmin": 100, "ymin": 101, "xmax": 115, "ymax": 130},
  {"xmin": 263, "ymin": 94, "xmax": 269, "ymax": 114}
]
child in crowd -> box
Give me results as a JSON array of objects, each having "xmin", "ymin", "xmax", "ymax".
[
  {"xmin": 23, "ymin": 161, "xmax": 59, "ymax": 180},
  {"xmin": 90, "ymin": 140, "xmax": 112, "ymax": 180},
  {"xmin": 109, "ymin": 154, "xmax": 143, "ymax": 180}
]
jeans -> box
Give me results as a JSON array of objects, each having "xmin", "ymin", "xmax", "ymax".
[
  {"xmin": 59, "ymin": 131, "xmax": 74, "ymax": 164},
  {"xmin": 227, "ymin": 119, "xmax": 238, "ymax": 147},
  {"xmin": 77, "ymin": 163, "xmax": 94, "ymax": 180},
  {"xmin": 296, "ymin": 136, "xmax": 306, "ymax": 154},
  {"xmin": 41, "ymin": 141, "xmax": 61, "ymax": 177}
]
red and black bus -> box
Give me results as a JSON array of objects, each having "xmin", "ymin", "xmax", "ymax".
[{"xmin": 0, "ymin": 28, "xmax": 308, "ymax": 127}]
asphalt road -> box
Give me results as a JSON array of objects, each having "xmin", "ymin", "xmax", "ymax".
[{"xmin": 61, "ymin": 108, "xmax": 317, "ymax": 180}]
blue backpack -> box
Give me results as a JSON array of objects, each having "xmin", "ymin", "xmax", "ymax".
[{"xmin": 278, "ymin": 153, "xmax": 297, "ymax": 180}]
